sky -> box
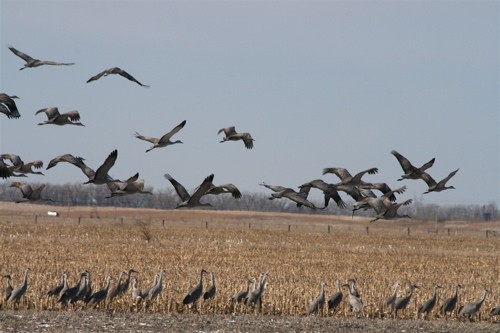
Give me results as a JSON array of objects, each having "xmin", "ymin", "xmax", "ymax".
[{"xmin": 0, "ymin": 0, "xmax": 498, "ymax": 207}]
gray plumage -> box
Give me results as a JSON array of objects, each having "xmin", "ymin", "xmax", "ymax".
[
  {"xmin": 135, "ymin": 120, "xmax": 186, "ymax": 152},
  {"xmin": 458, "ymin": 289, "xmax": 489, "ymax": 320},
  {"xmin": 418, "ymin": 284, "xmax": 442, "ymax": 319},
  {"xmin": 260, "ymin": 183, "xmax": 317, "ymax": 209},
  {"xmin": 232, "ymin": 278, "xmax": 252, "ymax": 304},
  {"xmin": 218, "ymin": 126, "xmax": 255, "ymax": 149},
  {"xmin": 147, "ymin": 270, "xmax": 164, "ymax": 301},
  {"xmin": 46, "ymin": 272, "xmax": 67, "ymax": 298},
  {"xmin": 1, "ymin": 154, "xmax": 44, "ymax": 176},
  {"xmin": 203, "ymin": 272, "xmax": 216, "ymax": 301},
  {"xmin": 117, "ymin": 269, "xmax": 138, "ymax": 297},
  {"xmin": 3, "ymin": 274, "xmax": 13, "ymax": 301},
  {"xmin": 9, "ymin": 182, "xmax": 49, "ymax": 203},
  {"xmin": 391, "ymin": 150, "xmax": 435, "ymax": 181},
  {"xmin": 9, "ymin": 46, "xmax": 75, "ymax": 70},
  {"xmin": 327, "ymin": 279, "xmax": 343, "ymax": 311},
  {"xmin": 307, "ymin": 282, "xmax": 327, "ymax": 315},
  {"xmin": 205, "ymin": 183, "xmax": 242, "ymax": 199},
  {"xmin": 0, "ymin": 93, "xmax": 20, "ymax": 118},
  {"xmin": 393, "ymin": 284, "xmax": 419, "ymax": 317},
  {"xmin": 165, "ymin": 173, "xmax": 214, "ymax": 209},
  {"xmin": 342, "ymin": 283, "xmax": 364, "ymax": 317},
  {"xmin": 490, "ymin": 305, "xmax": 500, "ymax": 317},
  {"xmin": 245, "ymin": 273, "xmax": 268, "ymax": 308},
  {"xmin": 299, "ymin": 179, "xmax": 347, "ymax": 209},
  {"xmin": 107, "ymin": 271, "xmax": 126, "ymax": 300},
  {"xmin": 422, "ymin": 169, "xmax": 459, "ymax": 194},
  {"xmin": 83, "ymin": 150, "xmax": 118, "ymax": 185},
  {"xmin": 183, "ymin": 269, "xmax": 207, "ymax": 306},
  {"xmin": 7, "ymin": 268, "xmax": 30, "ymax": 304},
  {"xmin": 383, "ymin": 282, "xmax": 401, "ymax": 311},
  {"xmin": 86, "ymin": 275, "xmax": 113, "ymax": 307},
  {"xmin": 87, "ymin": 67, "xmax": 149, "ymax": 87},
  {"xmin": 441, "ymin": 284, "xmax": 462, "ymax": 317},
  {"xmin": 57, "ymin": 271, "xmax": 87, "ymax": 305},
  {"xmin": 141, "ymin": 274, "xmax": 158, "ymax": 300},
  {"xmin": 35, "ymin": 107, "xmax": 84, "ymax": 126},
  {"xmin": 322, "ymin": 167, "xmax": 378, "ymax": 187}
]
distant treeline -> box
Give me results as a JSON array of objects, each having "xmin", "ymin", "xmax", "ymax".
[{"xmin": 0, "ymin": 182, "xmax": 497, "ymax": 222}]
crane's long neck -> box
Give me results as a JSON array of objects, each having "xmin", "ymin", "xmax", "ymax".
[
  {"xmin": 209, "ymin": 273, "xmax": 215, "ymax": 287},
  {"xmin": 336, "ymin": 280, "xmax": 340, "ymax": 292},
  {"xmin": 321, "ymin": 283, "xmax": 326, "ymax": 298},
  {"xmin": 197, "ymin": 270, "xmax": 204, "ymax": 288},
  {"xmin": 22, "ymin": 269, "xmax": 29, "ymax": 288},
  {"xmin": 479, "ymin": 291, "xmax": 488, "ymax": 305},
  {"xmin": 104, "ymin": 277, "xmax": 112, "ymax": 292},
  {"xmin": 391, "ymin": 284, "xmax": 400, "ymax": 297}
]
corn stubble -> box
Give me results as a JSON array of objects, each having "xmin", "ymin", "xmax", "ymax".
[{"xmin": 0, "ymin": 214, "xmax": 498, "ymax": 322}]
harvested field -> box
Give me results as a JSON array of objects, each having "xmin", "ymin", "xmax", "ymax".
[{"xmin": 0, "ymin": 202, "xmax": 499, "ymax": 332}]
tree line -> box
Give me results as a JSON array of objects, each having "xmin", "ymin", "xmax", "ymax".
[{"xmin": 0, "ymin": 182, "xmax": 497, "ymax": 222}]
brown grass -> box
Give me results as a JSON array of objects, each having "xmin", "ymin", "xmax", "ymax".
[{"xmin": 0, "ymin": 202, "xmax": 499, "ymax": 322}]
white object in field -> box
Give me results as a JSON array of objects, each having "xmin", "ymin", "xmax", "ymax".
[{"xmin": 47, "ymin": 211, "xmax": 59, "ymax": 217}]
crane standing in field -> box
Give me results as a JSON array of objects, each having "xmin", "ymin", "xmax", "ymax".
[
  {"xmin": 232, "ymin": 278, "xmax": 252, "ymax": 304},
  {"xmin": 342, "ymin": 282, "xmax": 364, "ymax": 318},
  {"xmin": 440, "ymin": 284, "xmax": 463, "ymax": 318},
  {"xmin": 327, "ymin": 279, "xmax": 343, "ymax": 313},
  {"xmin": 3, "ymin": 274, "xmax": 13, "ymax": 302},
  {"xmin": 418, "ymin": 284, "xmax": 442, "ymax": 320},
  {"xmin": 203, "ymin": 272, "xmax": 217, "ymax": 302},
  {"xmin": 183, "ymin": 269, "xmax": 207, "ymax": 311},
  {"xmin": 307, "ymin": 282, "xmax": 327, "ymax": 315},
  {"xmin": 393, "ymin": 284, "xmax": 419, "ymax": 319},
  {"xmin": 382, "ymin": 281, "xmax": 401, "ymax": 315},
  {"xmin": 7, "ymin": 268, "xmax": 30, "ymax": 308},
  {"xmin": 458, "ymin": 289, "xmax": 489, "ymax": 321},
  {"xmin": 86, "ymin": 275, "xmax": 113, "ymax": 308},
  {"xmin": 46, "ymin": 272, "xmax": 67, "ymax": 298}
]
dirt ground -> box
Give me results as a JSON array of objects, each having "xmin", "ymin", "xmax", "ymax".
[{"xmin": 1, "ymin": 310, "xmax": 499, "ymax": 333}]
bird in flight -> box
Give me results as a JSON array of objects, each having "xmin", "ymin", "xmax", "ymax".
[
  {"xmin": 134, "ymin": 120, "xmax": 186, "ymax": 152},
  {"xmin": 218, "ymin": 126, "xmax": 254, "ymax": 149},
  {"xmin": 8, "ymin": 46, "xmax": 75, "ymax": 70},
  {"xmin": 86, "ymin": 67, "xmax": 150, "ymax": 87}
]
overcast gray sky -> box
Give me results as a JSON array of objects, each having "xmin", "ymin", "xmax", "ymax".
[{"xmin": 1, "ymin": 0, "xmax": 498, "ymax": 207}]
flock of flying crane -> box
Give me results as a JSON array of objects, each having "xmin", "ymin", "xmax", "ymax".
[{"xmin": 0, "ymin": 46, "xmax": 459, "ymax": 221}]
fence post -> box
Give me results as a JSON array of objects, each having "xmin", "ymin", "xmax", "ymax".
[
  {"xmin": 366, "ymin": 226, "xmax": 369, "ymax": 235},
  {"xmin": 248, "ymin": 222, "xmax": 251, "ymax": 229},
  {"xmin": 121, "ymin": 217, "xmax": 123, "ymax": 225},
  {"xmin": 407, "ymin": 227, "xmax": 410, "ymax": 236},
  {"xmin": 328, "ymin": 225, "xmax": 331, "ymax": 234},
  {"xmin": 288, "ymin": 225, "xmax": 291, "ymax": 232},
  {"xmin": 78, "ymin": 216, "xmax": 81, "ymax": 225},
  {"xmin": 205, "ymin": 221, "xmax": 208, "ymax": 229},
  {"xmin": 447, "ymin": 228, "xmax": 450, "ymax": 236},
  {"xmin": 162, "ymin": 219, "xmax": 165, "ymax": 227},
  {"xmin": 486, "ymin": 230, "xmax": 489, "ymax": 238}
]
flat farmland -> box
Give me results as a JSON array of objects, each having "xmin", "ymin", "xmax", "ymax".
[{"xmin": 0, "ymin": 202, "xmax": 499, "ymax": 332}]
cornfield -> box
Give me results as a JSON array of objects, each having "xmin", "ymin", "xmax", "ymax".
[{"xmin": 1, "ymin": 204, "xmax": 499, "ymax": 323}]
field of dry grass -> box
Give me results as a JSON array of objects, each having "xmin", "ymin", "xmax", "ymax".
[{"xmin": 0, "ymin": 202, "xmax": 499, "ymax": 332}]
